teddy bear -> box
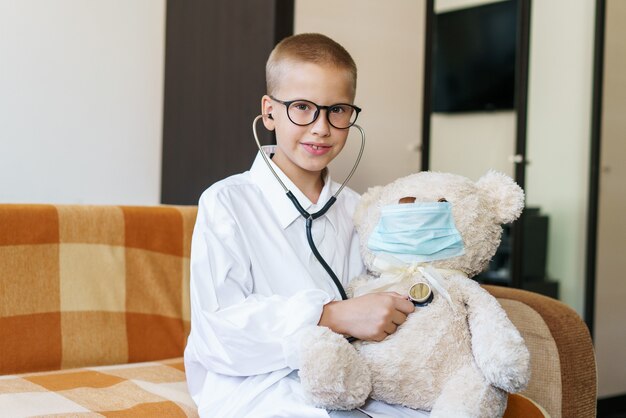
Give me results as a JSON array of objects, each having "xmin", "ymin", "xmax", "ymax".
[{"xmin": 297, "ymin": 170, "xmax": 531, "ymax": 418}]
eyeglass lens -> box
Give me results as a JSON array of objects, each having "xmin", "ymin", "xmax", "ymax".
[{"xmin": 287, "ymin": 100, "xmax": 358, "ymax": 129}]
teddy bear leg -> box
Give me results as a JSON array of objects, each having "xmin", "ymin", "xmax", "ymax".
[
  {"xmin": 429, "ymin": 363, "xmax": 508, "ymax": 418},
  {"xmin": 298, "ymin": 326, "xmax": 371, "ymax": 410}
]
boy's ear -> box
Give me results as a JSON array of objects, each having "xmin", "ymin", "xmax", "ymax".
[{"xmin": 261, "ymin": 95, "xmax": 275, "ymax": 131}]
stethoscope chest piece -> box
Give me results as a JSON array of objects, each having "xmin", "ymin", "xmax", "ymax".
[{"xmin": 409, "ymin": 282, "xmax": 434, "ymax": 307}]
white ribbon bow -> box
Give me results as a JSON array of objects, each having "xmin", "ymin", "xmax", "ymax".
[{"xmin": 356, "ymin": 254, "xmax": 456, "ymax": 311}]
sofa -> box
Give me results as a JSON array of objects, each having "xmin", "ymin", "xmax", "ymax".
[{"xmin": 0, "ymin": 204, "xmax": 596, "ymax": 417}]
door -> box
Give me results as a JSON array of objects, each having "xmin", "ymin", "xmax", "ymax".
[{"xmin": 594, "ymin": 0, "xmax": 626, "ymax": 399}]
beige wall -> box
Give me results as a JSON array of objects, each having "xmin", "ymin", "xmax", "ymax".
[
  {"xmin": 595, "ymin": 0, "xmax": 626, "ymax": 398},
  {"xmin": 0, "ymin": 0, "xmax": 165, "ymax": 204},
  {"xmin": 294, "ymin": 0, "xmax": 426, "ymax": 193}
]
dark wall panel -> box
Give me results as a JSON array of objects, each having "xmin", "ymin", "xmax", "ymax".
[{"xmin": 162, "ymin": 1, "xmax": 293, "ymax": 204}]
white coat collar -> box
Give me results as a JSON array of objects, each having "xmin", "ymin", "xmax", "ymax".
[{"xmin": 250, "ymin": 146, "xmax": 338, "ymax": 231}]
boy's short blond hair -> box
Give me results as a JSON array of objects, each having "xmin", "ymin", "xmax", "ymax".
[{"xmin": 266, "ymin": 33, "xmax": 357, "ymax": 98}]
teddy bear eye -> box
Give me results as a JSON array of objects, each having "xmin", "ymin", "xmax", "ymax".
[{"xmin": 438, "ymin": 198, "xmax": 448, "ymax": 203}]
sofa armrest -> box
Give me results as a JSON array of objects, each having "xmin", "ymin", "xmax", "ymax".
[{"xmin": 484, "ymin": 285, "xmax": 596, "ymax": 418}]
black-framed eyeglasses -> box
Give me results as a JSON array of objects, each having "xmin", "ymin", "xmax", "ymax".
[{"xmin": 270, "ymin": 96, "xmax": 361, "ymax": 129}]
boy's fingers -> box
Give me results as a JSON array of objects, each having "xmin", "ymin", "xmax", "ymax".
[
  {"xmin": 383, "ymin": 322, "xmax": 397, "ymax": 335},
  {"xmin": 391, "ymin": 311, "xmax": 407, "ymax": 326},
  {"xmin": 394, "ymin": 298, "xmax": 416, "ymax": 314},
  {"xmin": 374, "ymin": 292, "xmax": 415, "ymax": 314}
]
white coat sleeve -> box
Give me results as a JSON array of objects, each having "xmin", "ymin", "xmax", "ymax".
[{"xmin": 186, "ymin": 192, "xmax": 332, "ymax": 377}]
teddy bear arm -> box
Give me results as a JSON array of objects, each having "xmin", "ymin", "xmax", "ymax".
[{"xmin": 458, "ymin": 279, "xmax": 531, "ymax": 393}]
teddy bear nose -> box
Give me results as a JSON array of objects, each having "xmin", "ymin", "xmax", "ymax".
[{"xmin": 438, "ymin": 198, "xmax": 448, "ymax": 202}]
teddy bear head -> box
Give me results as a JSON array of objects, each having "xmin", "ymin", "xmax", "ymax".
[{"xmin": 353, "ymin": 170, "xmax": 524, "ymax": 277}]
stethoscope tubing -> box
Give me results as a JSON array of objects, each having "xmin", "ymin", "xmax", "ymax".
[{"xmin": 252, "ymin": 115, "xmax": 366, "ymax": 301}]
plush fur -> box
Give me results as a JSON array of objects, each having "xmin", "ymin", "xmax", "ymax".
[{"xmin": 298, "ymin": 170, "xmax": 531, "ymax": 417}]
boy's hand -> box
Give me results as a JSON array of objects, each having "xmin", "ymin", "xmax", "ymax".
[{"xmin": 318, "ymin": 292, "xmax": 415, "ymax": 342}]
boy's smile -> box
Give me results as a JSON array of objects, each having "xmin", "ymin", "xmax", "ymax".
[
  {"xmin": 301, "ymin": 142, "xmax": 332, "ymax": 156},
  {"xmin": 261, "ymin": 62, "xmax": 356, "ymax": 200}
]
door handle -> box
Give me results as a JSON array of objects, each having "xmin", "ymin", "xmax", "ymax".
[{"xmin": 508, "ymin": 154, "xmax": 528, "ymax": 164}]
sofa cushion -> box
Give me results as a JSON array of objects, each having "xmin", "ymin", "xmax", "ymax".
[
  {"xmin": 0, "ymin": 357, "xmax": 198, "ymax": 417},
  {"xmin": 0, "ymin": 204, "xmax": 198, "ymax": 375}
]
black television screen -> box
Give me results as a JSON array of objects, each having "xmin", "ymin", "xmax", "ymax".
[{"xmin": 432, "ymin": 0, "xmax": 518, "ymax": 113}]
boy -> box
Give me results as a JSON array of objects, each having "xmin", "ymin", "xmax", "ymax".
[{"xmin": 184, "ymin": 33, "xmax": 424, "ymax": 417}]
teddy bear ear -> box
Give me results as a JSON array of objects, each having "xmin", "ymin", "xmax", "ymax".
[
  {"xmin": 476, "ymin": 170, "xmax": 525, "ymax": 224},
  {"xmin": 353, "ymin": 185, "xmax": 383, "ymax": 227}
]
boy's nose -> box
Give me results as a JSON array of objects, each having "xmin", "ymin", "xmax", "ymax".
[{"xmin": 310, "ymin": 110, "xmax": 331, "ymax": 137}]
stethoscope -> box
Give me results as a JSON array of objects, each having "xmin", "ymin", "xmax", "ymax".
[{"xmin": 252, "ymin": 115, "xmax": 365, "ymax": 301}]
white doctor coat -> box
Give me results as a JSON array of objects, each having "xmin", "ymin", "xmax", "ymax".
[{"xmin": 184, "ymin": 147, "xmax": 429, "ymax": 418}]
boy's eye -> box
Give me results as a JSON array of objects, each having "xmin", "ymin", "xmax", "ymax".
[
  {"xmin": 329, "ymin": 105, "xmax": 345, "ymax": 114},
  {"xmin": 291, "ymin": 102, "xmax": 312, "ymax": 112}
]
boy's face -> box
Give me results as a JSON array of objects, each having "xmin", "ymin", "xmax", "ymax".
[{"xmin": 261, "ymin": 62, "xmax": 355, "ymax": 185}]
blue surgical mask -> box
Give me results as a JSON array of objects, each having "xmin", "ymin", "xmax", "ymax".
[{"xmin": 367, "ymin": 202, "xmax": 465, "ymax": 263}]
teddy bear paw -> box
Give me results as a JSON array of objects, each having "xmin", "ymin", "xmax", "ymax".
[
  {"xmin": 486, "ymin": 345, "xmax": 531, "ymax": 393},
  {"xmin": 298, "ymin": 326, "xmax": 371, "ymax": 410}
]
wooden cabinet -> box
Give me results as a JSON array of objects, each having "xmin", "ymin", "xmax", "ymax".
[{"xmin": 161, "ymin": 1, "xmax": 293, "ymax": 204}]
